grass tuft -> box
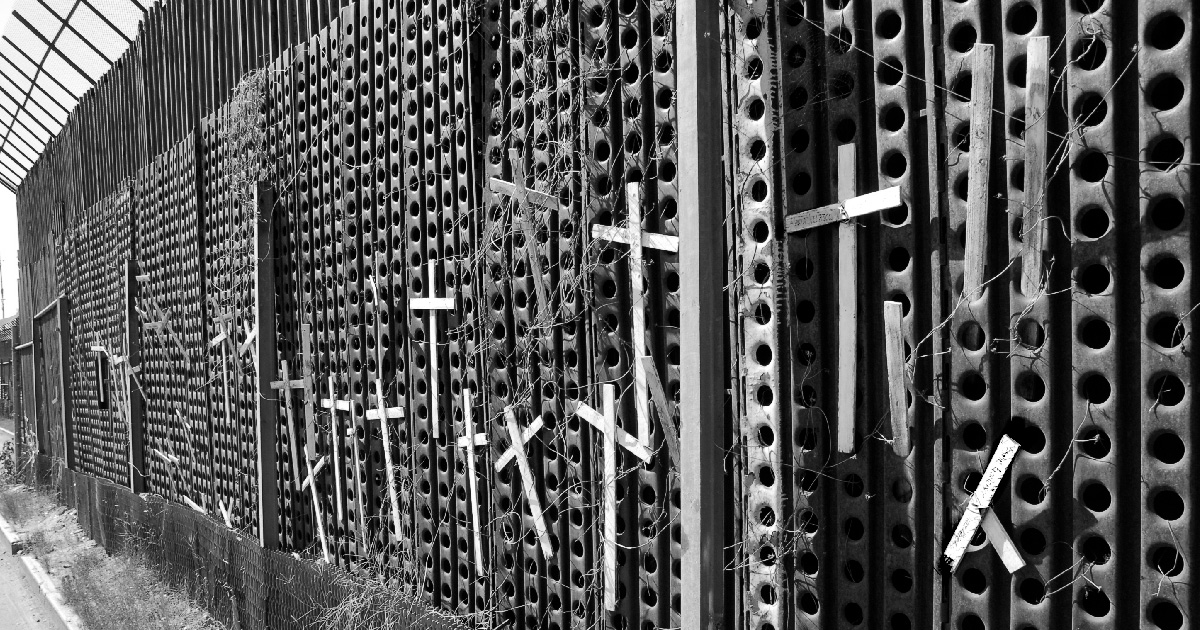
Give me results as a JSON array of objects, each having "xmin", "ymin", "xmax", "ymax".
[{"xmin": 60, "ymin": 547, "xmax": 223, "ymax": 630}]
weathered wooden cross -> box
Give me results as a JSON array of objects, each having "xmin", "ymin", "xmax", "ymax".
[
  {"xmin": 567, "ymin": 384, "xmax": 652, "ymax": 611},
  {"xmin": 493, "ymin": 406, "xmax": 553, "ymax": 559},
  {"xmin": 409, "ymin": 261, "xmax": 455, "ymax": 440},
  {"xmin": 209, "ymin": 305, "xmax": 240, "ymax": 434},
  {"xmin": 270, "ymin": 355, "xmax": 332, "ymax": 563},
  {"xmin": 942, "ymin": 435, "xmax": 1024, "ymax": 573},
  {"xmin": 368, "ymin": 378, "xmax": 406, "ymax": 548},
  {"xmin": 487, "ymin": 148, "xmax": 554, "ymax": 323},
  {"xmin": 590, "ymin": 182, "xmax": 680, "ymax": 449},
  {"xmin": 365, "ymin": 277, "xmax": 408, "ymax": 549},
  {"xmin": 783, "ymin": 144, "xmax": 903, "ymax": 453},
  {"xmin": 138, "ymin": 299, "xmax": 187, "ymax": 356},
  {"xmin": 456, "ymin": 390, "xmax": 488, "ymax": 577}
]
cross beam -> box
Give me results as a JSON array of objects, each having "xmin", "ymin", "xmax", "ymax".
[
  {"xmin": 784, "ymin": 144, "xmax": 903, "ymax": 452},
  {"xmin": 590, "ymin": 182, "xmax": 680, "ymax": 448},
  {"xmin": 494, "ymin": 407, "xmax": 553, "ymax": 559},
  {"xmin": 568, "ymin": 384, "xmax": 651, "ymax": 611}
]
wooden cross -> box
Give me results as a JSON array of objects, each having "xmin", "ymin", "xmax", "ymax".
[
  {"xmin": 567, "ymin": 384, "xmax": 652, "ymax": 611},
  {"xmin": 135, "ymin": 275, "xmax": 186, "ymax": 356},
  {"xmin": 590, "ymin": 182, "xmax": 680, "ymax": 448},
  {"xmin": 783, "ymin": 144, "xmax": 903, "ymax": 453},
  {"xmin": 368, "ymin": 378, "xmax": 405, "ymax": 549},
  {"xmin": 488, "ymin": 148, "xmax": 554, "ymax": 321},
  {"xmin": 209, "ymin": 305, "xmax": 239, "ymax": 436},
  {"xmin": 139, "ymin": 302, "xmax": 187, "ymax": 356},
  {"xmin": 271, "ymin": 358, "xmax": 331, "ymax": 563},
  {"xmin": 270, "ymin": 360, "xmax": 307, "ymax": 494},
  {"xmin": 409, "ymin": 261, "xmax": 455, "ymax": 440},
  {"xmin": 364, "ymin": 277, "xmax": 408, "ymax": 551},
  {"xmin": 942, "ymin": 435, "xmax": 1024, "ymax": 573},
  {"xmin": 493, "ymin": 407, "xmax": 553, "ymax": 559},
  {"xmin": 320, "ymin": 376, "xmax": 353, "ymax": 529},
  {"xmin": 456, "ymin": 390, "xmax": 488, "ymax": 578}
]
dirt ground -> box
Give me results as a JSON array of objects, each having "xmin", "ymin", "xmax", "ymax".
[{"xmin": 0, "ymin": 483, "xmax": 224, "ymax": 630}]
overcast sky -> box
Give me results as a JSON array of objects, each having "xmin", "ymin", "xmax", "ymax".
[{"xmin": 0, "ymin": 0, "xmax": 18, "ymax": 319}]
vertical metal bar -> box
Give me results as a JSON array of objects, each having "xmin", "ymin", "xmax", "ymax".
[
  {"xmin": 677, "ymin": 0, "xmax": 726, "ymax": 626},
  {"xmin": 255, "ymin": 182, "xmax": 280, "ymax": 549},
  {"xmin": 124, "ymin": 258, "xmax": 145, "ymax": 492}
]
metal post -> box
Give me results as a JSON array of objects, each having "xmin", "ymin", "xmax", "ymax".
[
  {"xmin": 254, "ymin": 182, "xmax": 280, "ymax": 549},
  {"xmin": 123, "ymin": 259, "xmax": 146, "ymax": 491},
  {"xmin": 57, "ymin": 298, "xmax": 73, "ymax": 470},
  {"xmin": 678, "ymin": 0, "xmax": 726, "ymax": 626}
]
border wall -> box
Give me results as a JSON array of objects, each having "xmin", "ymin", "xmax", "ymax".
[{"xmin": 12, "ymin": 0, "xmax": 1200, "ymax": 629}]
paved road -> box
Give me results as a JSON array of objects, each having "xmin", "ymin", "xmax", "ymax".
[
  {"xmin": 0, "ymin": 416, "xmax": 68, "ymax": 629},
  {"xmin": 0, "ymin": 535, "xmax": 68, "ymax": 630}
]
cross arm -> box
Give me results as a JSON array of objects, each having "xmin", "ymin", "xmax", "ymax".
[
  {"xmin": 489, "ymin": 177, "xmax": 558, "ymax": 209},
  {"xmin": 411, "ymin": 296, "xmax": 456, "ymax": 310},
  {"xmin": 365, "ymin": 406, "xmax": 405, "ymax": 420},
  {"xmin": 270, "ymin": 378, "xmax": 309, "ymax": 390},
  {"xmin": 320, "ymin": 398, "xmax": 353, "ymax": 412},
  {"xmin": 457, "ymin": 433, "xmax": 489, "ymax": 448},
  {"xmin": 591, "ymin": 225, "xmax": 680, "ymax": 253},
  {"xmin": 784, "ymin": 186, "xmax": 903, "ymax": 233}
]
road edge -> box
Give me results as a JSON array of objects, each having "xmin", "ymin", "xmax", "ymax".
[{"xmin": 0, "ymin": 510, "xmax": 85, "ymax": 630}]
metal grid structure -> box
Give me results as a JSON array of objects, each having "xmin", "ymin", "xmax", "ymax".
[
  {"xmin": 9, "ymin": 0, "xmax": 1200, "ymax": 629},
  {"xmin": 0, "ymin": 0, "xmax": 152, "ymax": 189}
]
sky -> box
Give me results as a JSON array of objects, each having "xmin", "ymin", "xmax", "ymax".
[{"xmin": 0, "ymin": 0, "xmax": 17, "ymax": 319}]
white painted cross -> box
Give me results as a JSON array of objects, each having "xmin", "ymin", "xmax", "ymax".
[
  {"xmin": 364, "ymin": 277, "xmax": 408, "ymax": 552},
  {"xmin": 409, "ymin": 261, "xmax": 455, "ymax": 440},
  {"xmin": 784, "ymin": 144, "xmax": 903, "ymax": 452},
  {"xmin": 942, "ymin": 435, "xmax": 1025, "ymax": 573},
  {"xmin": 456, "ymin": 390, "xmax": 488, "ymax": 578},
  {"xmin": 488, "ymin": 148, "xmax": 555, "ymax": 322},
  {"xmin": 368, "ymin": 378, "xmax": 406, "ymax": 549},
  {"xmin": 270, "ymin": 360, "xmax": 307, "ymax": 494},
  {"xmin": 590, "ymin": 182, "xmax": 680, "ymax": 449},
  {"xmin": 567, "ymin": 384, "xmax": 652, "ymax": 611},
  {"xmin": 271, "ymin": 358, "xmax": 331, "ymax": 563},
  {"xmin": 209, "ymin": 306, "xmax": 239, "ymax": 438},
  {"xmin": 493, "ymin": 406, "xmax": 553, "ymax": 559}
]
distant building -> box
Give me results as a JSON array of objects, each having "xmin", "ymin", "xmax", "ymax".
[{"xmin": 0, "ymin": 314, "xmax": 15, "ymax": 416}]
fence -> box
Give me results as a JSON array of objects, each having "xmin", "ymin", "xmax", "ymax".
[
  {"xmin": 11, "ymin": 0, "xmax": 1200, "ymax": 629},
  {"xmin": 36, "ymin": 456, "xmax": 458, "ymax": 630}
]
